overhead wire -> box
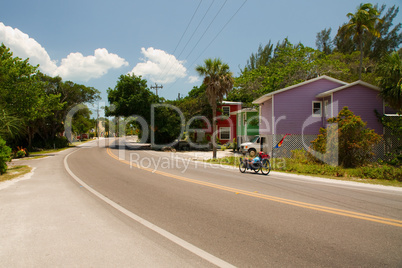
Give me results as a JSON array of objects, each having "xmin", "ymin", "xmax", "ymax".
[
  {"xmin": 184, "ymin": 0, "xmax": 228, "ymax": 60},
  {"xmin": 177, "ymin": 0, "xmax": 215, "ymax": 59},
  {"xmin": 189, "ymin": 0, "xmax": 248, "ymax": 68},
  {"xmin": 158, "ymin": 0, "xmax": 203, "ymax": 82},
  {"xmin": 165, "ymin": 0, "xmax": 248, "ymax": 92}
]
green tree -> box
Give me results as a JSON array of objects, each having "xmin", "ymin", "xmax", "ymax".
[
  {"xmin": 229, "ymin": 39, "xmax": 350, "ymax": 105},
  {"xmin": 364, "ymin": 5, "xmax": 402, "ymax": 61},
  {"xmin": 106, "ymin": 74, "xmax": 159, "ymax": 121},
  {"xmin": 0, "ymin": 44, "xmax": 62, "ymax": 148},
  {"xmin": 316, "ymin": 28, "xmax": 333, "ymax": 54},
  {"xmin": 172, "ymin": 84, "xmax": 212, "ymax": 127},
  {"xmin": 106, "ymin": 74, "xmax": 182, "ymax": 144},
  {"xmin": 245, "ymin": 41, "xmax": 274, "ymax": 71},
  {"xmin": 72, "ymin": 106, "xmax": 93, "ymax": 139},
  {"xmin": 37, "ymin": 73, "xmax": 100, "ymax": 142},
  {"xmin": 336, "ymin": 5, "xmax": 402, "ymax": 62},
  {"xmin": 0, "ymin": 110, "xmax": 24, "ymax": 140},
  {"xmin": 376, "ymin": 52, "xmax": 402, "ymax": 112},
  {"xmin": 337, "ymin": 3, "xmax": 382, "ymax": 79},
  {"xmin": 195, "ymin": 58, "xmax": 234, "ymax": 158},
  {"xmin": 0, "ymin": 137, "xmax": 11, "ymax": 175},
  {"xmin": 311, "ymin": 107, "xmax": 381, "ymax": 168}
]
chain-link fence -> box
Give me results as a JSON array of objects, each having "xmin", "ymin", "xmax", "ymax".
[
  {"xmin": 269, "ymin": 135, "xmax": 317, "ymax": 158},
  {"xmin": 267, "ymin": 132, "xmax": 401, "ymax": 162}
]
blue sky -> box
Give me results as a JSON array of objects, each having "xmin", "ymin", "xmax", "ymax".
[{"xmin": 1, "ymin": 0, "xmax": 401, "ymax": 105}]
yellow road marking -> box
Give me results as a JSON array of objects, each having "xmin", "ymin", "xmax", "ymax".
[{"xmin": 106, "ymin": 148, "xmax": 402, "ymax": 228}]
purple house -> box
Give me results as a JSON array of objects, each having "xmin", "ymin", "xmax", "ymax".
[{"xmin": 252, "ymin": 75, "xmax": 389, "ymax": 154}]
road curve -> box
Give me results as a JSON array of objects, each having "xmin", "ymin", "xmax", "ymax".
[{"xmin": 66, "ymin": 138, "xmax": 402, "ymax": 267}]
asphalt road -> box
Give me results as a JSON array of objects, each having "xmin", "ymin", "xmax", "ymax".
[{"xmin": 66, "ymin": 138, "xmax": 402, "ymax": 267}]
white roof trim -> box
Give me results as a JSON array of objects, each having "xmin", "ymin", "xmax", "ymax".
[
  {"xmin": 222, "ymin": 101, "xmax": 242, "ymax": 105},
  {"xmin": 252, "ymin": 75, "xmax": 347, "ymax": 104},
  {"xmin": 316, "ymin": 80, "xmax": 381, "ymax": 98},
  {"xmin": 230, "ymin": 108, "xmax": 258, "ymax": 115},
  {"xmin": 384, "ymin": 114, "xmax": 402, "ymax": 117}
]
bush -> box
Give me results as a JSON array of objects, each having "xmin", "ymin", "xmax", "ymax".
[
  {"xmin": 0, "ymin": 138, "xmax": 12, "ymax": 175},
  {"xmin": 311, "ymin": 107, "xmax": 381, "ymax": 168},
  {"xmin": 32, "ymin": 136, "xmax": 70, "ymax": 150},
  {"xmin": 16, "ymin": 149, "xmax": 26, "ymax": 158}
]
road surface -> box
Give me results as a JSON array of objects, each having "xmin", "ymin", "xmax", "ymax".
[{"xmin": 64, "ymin": 138, "xmax": 402, "ymax": 267}]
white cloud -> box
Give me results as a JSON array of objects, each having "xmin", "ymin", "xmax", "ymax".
[
  {"xmin": 0, "ymin": 22, "xmax": 128, "ymax": 81},
  {"xmin": 54, "ymin": 49, "xmax": 128, "ymax": 81},
  {"xmin": 130, "ymin": 47, "xmax": 187, "ymax": 84},
  {"xmin": 0, "ymin": 22, "xmax": 58, "ymax": 74},
  {"xmin": 187, "ymin": 75, "xmax": 200, "ymax": 83}
]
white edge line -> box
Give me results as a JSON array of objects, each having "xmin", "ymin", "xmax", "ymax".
[{"xmin": 64, "ymin": 148, "xmax": 235, "ymax": 268}]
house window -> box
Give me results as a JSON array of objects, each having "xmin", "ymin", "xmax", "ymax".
[
  {"xmin": 312, "ymin": 101, "xmax": 322, "ymax": 117},
  {"xmin": 222, "ymin": 106, "xmax": 230, "ymax": 116},
  {"xmin": 219, "ymin": 127, "xmax": 231, "ymax": 140}
]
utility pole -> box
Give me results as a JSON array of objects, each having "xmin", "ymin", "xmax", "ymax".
[{"xmin": 150, "ymin": 83, "xmax": 163, "ymax": 96}]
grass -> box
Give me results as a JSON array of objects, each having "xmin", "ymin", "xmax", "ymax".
[
  {"xmin": 29, "ymin": 139, "xmax": 92, "ymax": 156},
  {"xmin": 1, "ymin": 140, "xmax": 94, "ymax": 183},
  {"xmin": 204, "ymin": 155, "xmax": 402, "ymax": 187},
  {"xmin": 0, "ymin": 165, "xmax": 32, "ymax": 183}
]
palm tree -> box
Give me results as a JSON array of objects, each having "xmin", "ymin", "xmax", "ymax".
[
  {"xmin": 0, "ymin": 110, "xmax": 24, "ymax": 139},
  {"xmin": 376, "ymin": 52, "xmax": 402, "ymax": 111},
  {"xmin": 340, "ymin": 3, "xmax": 381, "ymax": 79},
  {"xmin": 195, "ymin": 58, "xmax": 234, "ymax": 159}
]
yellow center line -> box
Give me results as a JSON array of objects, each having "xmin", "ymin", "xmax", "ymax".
[{"xmin": 106, "ymin": 148, "xmax": 402, "ymax": 228}]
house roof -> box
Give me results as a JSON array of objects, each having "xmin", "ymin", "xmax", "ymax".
[
  {"xmin": 230, "ymin": 108, "xmax": 257, "ymax": 115},
  {"xmin": 252, "ymin": 75, "xmax": 348, "ymax": 104},
  {"xmin": 315, "ymin": 80, "xmax": 381, "ymax": 98},
  {"xmin": 222, "ymin": 101, "xmax": 242, "ymax": 105}
]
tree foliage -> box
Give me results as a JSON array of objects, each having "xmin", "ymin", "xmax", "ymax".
[
  {"xmin": 106, "ymin": 74, "xmax": 184, "ymax": 144},
  {"xmin": 245, "ymin": 41, "xmax": 274, "ymax": 71},
  {"xmin": 376, "ymin": 52, "xmax": 402, "ymax": 112},
  {"xmin": 338, "ymin": 3, "xmax": 382, "ymax": 79},
  {"xmin": 0, "ymin": 43, "xmax": 100, "ymax": 150},
  {"xmin": 229, "ymin": 39, "xmax": 350, "ymax": 106},
  {"xmin": 335, "ymin": 4, "xmax": 402, "ymax": 61},
  {"xmin": 195, "ymin": 58, "xmax": 234, "ymax": 158},
  {"xmin": 316, "ymin": 28, "xmax": 333, "ymax": 55},
  {"xmin": 0, "ymin": 137, "xmax": 11, "ymax": 174},
  {"xmin": 311, "ymin": 107, "xmax": 381, "ymax": 168},
  {"xmin": 106, "ymin": 74, "xmax": 159, "ymax": 121}
]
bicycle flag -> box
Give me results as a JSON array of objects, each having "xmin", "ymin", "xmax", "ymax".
[{"xmin": 274, "ymin": 134, "xmax": 290, "ymax": 148}]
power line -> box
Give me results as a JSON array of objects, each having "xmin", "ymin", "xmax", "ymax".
[
  {"xmin": 166, "ymin": 0, "xmax": 248, "ymax": 93},
  {"xmin": 184, "ymin": 0, "xmax": 228, "ymax": 59},
  {"xmin": 189, "ymin": 0, "xmax": 248, "ymax": 68},
  {"xmin": 177, "ymin": 0, "xmax": 215, "ymax": 59},
  {"xmin": 159, "ymin": 0, "xmax": 203, "ymax": 79},
  {"xmin": 172, "ymin": 0, "xmax": 203, "ymax": 56}
]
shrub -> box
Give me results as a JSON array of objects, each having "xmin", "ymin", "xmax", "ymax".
[
  {"xmin": 0, "ymin": 138, "xmax": 12, "ymax": 175},
  {"xmin": 53, "ymin": 136, "xmax": 69, "ymax": 148},
  {"xmin": 291, "ymin": 149, "xmax": 311, "ymax": 164},
  {"xmin": 16, "ymin": 150, "xmax": 26, "ymax": 158},
  {"xmin": 311, "ymin": 107, "xmax": 381, "ymax": 168}
]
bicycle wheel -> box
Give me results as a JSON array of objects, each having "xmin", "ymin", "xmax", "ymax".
[
  {"xmin": 261, "ymin": 160, "xmax": 271, "ymax": 175},
  {"xmin": 253, "ymin": 164, "xmax": 260, "ymax": 173},
  {"xmin": 239, "ymin": 162, "xmax": 247, "ymax": 173}
]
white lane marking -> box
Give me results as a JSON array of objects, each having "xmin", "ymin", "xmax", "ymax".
[{"xmin": 64, "ymin": 148, "xmax": 235, "ymax": 268}]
